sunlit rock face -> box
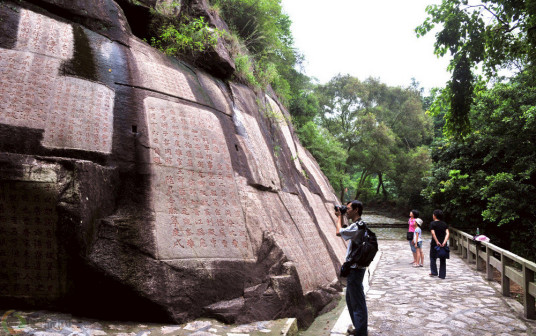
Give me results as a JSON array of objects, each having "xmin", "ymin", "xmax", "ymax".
[{"xmin": 0, "ymin": 0, "xmax": 345, "ymax": 326}]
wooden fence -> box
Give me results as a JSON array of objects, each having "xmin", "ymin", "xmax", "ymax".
[{"xmin": 449, "ymin": 228, "xmax": 536, "ymax": 320}]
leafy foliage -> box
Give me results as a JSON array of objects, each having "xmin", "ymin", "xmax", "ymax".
[
  {"xmin": 416, "ymin": 0, "xmax": 536, "ymax": 136},
  {"xmin": 209, "ymin": 0, "xmax": 299, "ymax": 98},
  {"xmin": 423, "ymin": 71, "xmax": 536, "ymax": 259},
  {"xmin": 207, "ymin": 0, "xmax": 315, "ymax": 121},
  {"xmin": 150, "ymin": 16, "xmax": 220, "ymax": 56},
  {"xmin": 313, "ymin": 74, "xmax": 433, "ymax": 205}
]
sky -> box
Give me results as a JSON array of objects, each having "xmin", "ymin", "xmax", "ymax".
[{"xmin": 281, "ymin": 0, "xmax": 452, "ymax": 92}]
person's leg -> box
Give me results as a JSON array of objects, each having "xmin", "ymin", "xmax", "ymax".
[
  {"xmin": 410, "ymin": 241, "xmax": 417, "ymax": 264},
  {"xmin": 346, "ymin": 278, "xmax": 356, "ymax": 329},
  {"xmin": 439, "ymin": 257, "xmax": 446, "ymax": 278},
  {"xmin": 347, "ymin": 268, "xmax": 368, "ymax": 335},
  {"xmin": 419, "ymin": 242, "xmax": 424, "ymax": 265},
  {"xmin": 430, "ymin": 248, "xmax": 438, "ymax": 275}
]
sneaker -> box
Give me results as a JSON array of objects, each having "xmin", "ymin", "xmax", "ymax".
[
  {"xmin": 429, "ymin": 273, "xmax": 437, "ymax": 277},
  {"xmin": 419, "ymin": 264, "xmax": 423, "ymax": 267},
  {"xmin": 347, "ymin": 325, "xmax": 356, "ymax": 335},
  {"xmin": 412, "ymin": 264, "xmax": 420, "ymax": 267}
]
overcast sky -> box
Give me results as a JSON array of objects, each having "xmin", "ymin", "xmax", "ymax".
[{"xmin": 281, "ymin": 0, "xmax": 452, "ymax": 92}]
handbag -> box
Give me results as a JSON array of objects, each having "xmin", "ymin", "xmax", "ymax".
[
  {"xmin": 406, "ymin": 232, "xmax": 414, "ymax": 241},
  {"xmin": 434, "ymin": 245, "xmax": 450, "ymax": 259}
]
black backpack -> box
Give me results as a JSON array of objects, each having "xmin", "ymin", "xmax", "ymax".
[{"xmin": 340, "ymin": 222, "xmax": 379, "ymax": 277}]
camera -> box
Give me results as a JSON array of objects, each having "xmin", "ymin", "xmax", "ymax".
[{"xmin": 334, "ymin": 205, "xmax": 348, "ymax": 215}]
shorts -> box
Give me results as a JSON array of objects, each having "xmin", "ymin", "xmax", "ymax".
[
  {"xmin": 409, "ymin": 240, "xmax": 416, "ymax": 253},
  {"xmin": 416, "ymin": 241, "xmax": 422, "ymax": 249}
]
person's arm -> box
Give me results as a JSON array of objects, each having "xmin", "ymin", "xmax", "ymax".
[
  {"xmin": 431, "ymin": 229, "xmax": 440, "ymax": 246},
  {"xmin": 441, "ymin": 229, "xmax": 450, "ymax": 247},
  {"xmin": 335, "ymin": 209, "xmax": 343, "ymax": 236}
]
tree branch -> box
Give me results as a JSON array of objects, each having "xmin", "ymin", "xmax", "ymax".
[{"xmin": 462, "ymin": 4, "xmax": 508, "ymax": 27}]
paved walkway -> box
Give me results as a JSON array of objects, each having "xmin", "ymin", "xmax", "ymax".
[{"xmin": 331, "ymin": 238, "xmax": 536, "ymax": 336}]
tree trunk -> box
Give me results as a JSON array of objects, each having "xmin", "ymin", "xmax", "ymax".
[
  {"xmin": 354, "ymin": 170, "xmax": 369, "ymax": 200},
  {"xmin": 376, "ymin": 173, "xmax": 383, "ymax": 195},
  {"xmin": 381, "ymin": 178, "xmax": 388, "ymax": 199}
]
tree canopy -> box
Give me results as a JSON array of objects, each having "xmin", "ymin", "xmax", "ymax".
[
  {"xmin": 313, "ymin": 75, "xmax": 433, "ymax": 204},
  {"xmin": 423, "ymin": 71, "xmax": 536, "ymax": 257},
  {"xmin": 416, "ymin": 0, "xmax": 536, "ymax": 136}
]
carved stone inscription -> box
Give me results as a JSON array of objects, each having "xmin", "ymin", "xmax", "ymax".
[
  {"xmin": 16, "ymin": 9, "xmax": 74, "ymax": 60},
  {"xmin": 0, "ymin": 49, "xmax": 115, "ymax": 153},
  {"xmin": 0, "ymin": 8, "xmax": 115, "ymax": 153},
  {"xmin": 145, "ymin": 97, "xmax": 252, "ymax": 260},
  {"xmin": 301, "ymin": 185, "xmax": 347, "ymax": 264},
  {"xmin": 42, "ymin": 77, "xmax": 115, "ymax": 152},
  {"xmin": 132, "ymin": 47, "xmax": 195, "ymax": 101},
  {"xmin": 261, "ymin": 192, "xmax": 317, "ymax": 292},
  {"xmin": 280, "ymin": 192, "xmax": 337, "ymax": 285},
  {"xmin": 0, "ymin": 181, "xmax": 60, "ymax": 299},
  {"xmin": 0, "ymin": 50, "xmax": 59, "ymax": 129}
]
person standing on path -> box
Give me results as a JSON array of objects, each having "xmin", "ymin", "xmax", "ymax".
[
  {"xmin": 336, "ymin": 200, "xmax": 368, "ymax": 336},
  {"xmin": 408, "ymin": 210, "xmax": 419, "ymax": 265},
  {"xmin": 429, "ymin": 209, "xmax": 450, "ymax": 279},
  {"xmin": 413, "ymin": 218, "xmax": 424, "ymax": 267}
]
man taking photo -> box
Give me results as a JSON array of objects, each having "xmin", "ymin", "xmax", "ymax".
[{"xmin": 336, "ymin": 200, "xmax": 368, "ymax": 336}]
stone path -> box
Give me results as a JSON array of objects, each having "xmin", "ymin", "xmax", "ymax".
[{"xmin": 348, "ymin": 239, "xmax": 536, "ymax": 336}]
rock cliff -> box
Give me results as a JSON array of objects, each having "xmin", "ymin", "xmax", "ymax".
[{"xmin": 0, "ymin": 0, "xmax": 347, "ymax": 326}]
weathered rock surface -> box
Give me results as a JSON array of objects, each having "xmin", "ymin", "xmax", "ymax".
[{"xmin": 0, "ymin": 0, "xmax": 345, "ymax": 327}]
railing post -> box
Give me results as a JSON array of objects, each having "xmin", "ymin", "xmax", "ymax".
[
  {"xmin": 475, "ymin": 241, "xmax": 481, "ymax": 270},
  {"xmin": 465, "ymin": 237, "xmax": 471, "ymax": 262},
  {"xmin": 501, "ymin": 252, "xmax": 510, "ymax": 297},
  {"xmin": 524, "ymin": 263, "xmax": 535, "ymax": 319},
  {"xmin": 486, "ymin": 245, "xmax": 493, "ymax": 280}
]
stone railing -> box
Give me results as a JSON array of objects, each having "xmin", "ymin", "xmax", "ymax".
[{"xmin": 449, "ymin": 228, "xmax": 536, "ymax": 320}]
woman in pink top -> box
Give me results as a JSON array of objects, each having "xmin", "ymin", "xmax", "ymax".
[{"xmin": 408, "ymin": 209, "xmax": 419, "ymax": 265}]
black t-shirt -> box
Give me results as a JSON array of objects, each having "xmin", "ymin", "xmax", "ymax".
[{"xmin": 430, "ymin": 220, "xmax": 448, "ymax": 247}]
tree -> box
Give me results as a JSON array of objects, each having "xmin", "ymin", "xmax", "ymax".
[
  {"xmin": 314, "ymin": 75, "xmax": 432, "ymax": 204},
  {"xmin": 422, "ymin": 71, "xmax": 536, "ymax": 259},
  {"xmin": 416, "ymin": 0, "xmax": 536, "ymax": 136}
]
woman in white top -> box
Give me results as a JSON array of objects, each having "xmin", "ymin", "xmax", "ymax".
[{"xmin": 413, "ymin": 218, "xmax": 424, "ymax": 267}]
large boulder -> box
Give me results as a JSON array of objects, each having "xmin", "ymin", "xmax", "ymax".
[{"xmin": 0, "ymin": 0, "xmax": 346, "ymax": 327}]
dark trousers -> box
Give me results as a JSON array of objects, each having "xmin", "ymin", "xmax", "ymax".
[
  {"xmin": 346, "ymin": 268, "xmax": 367, "ymax": 335},
  {"xmin": 430, "ymin": 256, "xmax": 446, "ymax": 278}
]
